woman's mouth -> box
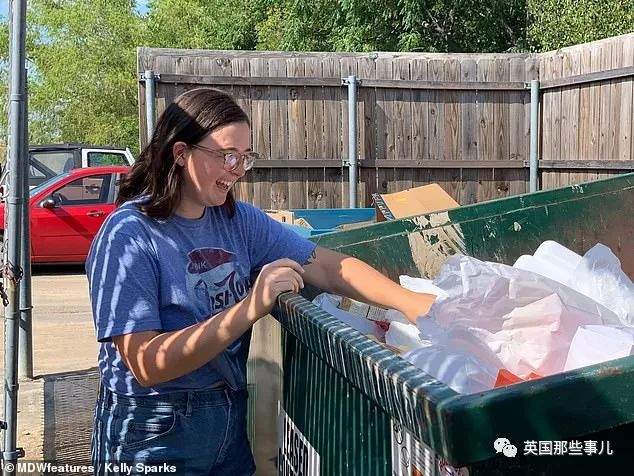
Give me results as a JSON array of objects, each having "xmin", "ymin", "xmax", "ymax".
[{"xmin": 216, "ymin": 180, "xmax": 232, "ymax": 192}]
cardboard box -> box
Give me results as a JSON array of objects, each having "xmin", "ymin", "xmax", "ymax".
[{"xmin": 372, "ymin": 183, "xmax": 459, "ymax": 221}]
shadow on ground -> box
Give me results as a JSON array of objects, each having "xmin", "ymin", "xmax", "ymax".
[{"xmin": 42, "ymin": 367, "xmax": 99, "ymax": 470}]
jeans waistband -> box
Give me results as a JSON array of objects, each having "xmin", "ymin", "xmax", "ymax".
[{"xmin": 97, "ymin": 381, "xmax": 245, "ymax": 411}]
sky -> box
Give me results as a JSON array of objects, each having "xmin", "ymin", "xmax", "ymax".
[{"xmin": 1, "ymin": 1, "xmax": 150, "ymax": 18}]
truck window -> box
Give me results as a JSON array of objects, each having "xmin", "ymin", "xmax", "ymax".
[
  {"xmin": 30, "ymin": 151, "xmax": 75, "ymax": 176},
  {"xmin": 87, "ymin": 152, "xmax": 128, "ymax": 167}
]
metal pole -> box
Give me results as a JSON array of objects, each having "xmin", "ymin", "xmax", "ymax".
[
  {"xmin": 346, "ymin": 75, "xmax": 358, "ymax": 208},
  {"xmin": 3, "ymin": 0, "xmax": 28, "ymax": 471},
  {"xmin": 18, "ymin": 59, "xmax": 33, "ymax": 381},
  {"xmin": 529, "ymin": 79, "xmax": 540, "ymax": 193},
  {"xmin": 143, "ymin": 70, "xmax": 156, "ymax": 141}
]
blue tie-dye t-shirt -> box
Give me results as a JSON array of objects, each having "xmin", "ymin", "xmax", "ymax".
[{"xmin": 86, "ymin": 200, "xmax": 316, "ymax": 396}]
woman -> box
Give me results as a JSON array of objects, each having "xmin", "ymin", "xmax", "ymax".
[{"xmin": 87, "ymin": 88, "xmax": 434, "ymax": 475}]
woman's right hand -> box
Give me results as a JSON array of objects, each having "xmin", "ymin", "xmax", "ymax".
[{"xmin": 248, "ymin": 258, "xmax": 305, "ymax": 317}]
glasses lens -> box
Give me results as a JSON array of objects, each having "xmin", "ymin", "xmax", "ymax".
[
  {"xmin": 224, "ymin": 152, "xmax": 240, "ymax": 170},
  {"xmin": 243, "ymin": 153, "xmax": 257, "ymax": 171}
]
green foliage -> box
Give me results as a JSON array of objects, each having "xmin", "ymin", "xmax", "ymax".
[
  {"xmin": 254, "ymin": 1, "xmax": 528, "ymax": 53},
  {"xmin": 0, "ymin": 0, "xmax": 633, "ymax": 154},
  {"xmin": 527, "ymin": 0, "xmax": 634, "ymax": 51},
  {"xmin": 24, "ymin": 0, "xmax": 143, "ymax": 151},
  {"xmin": 145, "ymin": 0, "xmax": 260, "ymax": 50}
]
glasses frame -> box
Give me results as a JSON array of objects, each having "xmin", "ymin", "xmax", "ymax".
[{"xmin": 190, "ymin": 144, "xmax": 258, "ymax": 172}]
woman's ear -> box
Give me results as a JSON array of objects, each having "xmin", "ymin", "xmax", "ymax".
[{"xmin": 172, "ymin": 142, "xmax": 188, "ymax": 166}]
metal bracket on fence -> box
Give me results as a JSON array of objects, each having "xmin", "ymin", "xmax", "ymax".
[
  {"xmin": 341, "ymin": 77, "xmax": 362, "ymax": 87},
  {"xmin": 2, "ymin": 448, "xmax": 25, "ymax": 460},
  {"xmin": 138, "ymin": 72, "xmax": 161, "ymax": 81}
]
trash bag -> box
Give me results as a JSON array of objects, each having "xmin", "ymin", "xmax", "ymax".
[
  {"xmin": 570, "ymin": 244, "xmax": 634, "ymax": 326},
  {"xmin": 564, "ymin": 325, "xmax": 634, "ymax": 371}
]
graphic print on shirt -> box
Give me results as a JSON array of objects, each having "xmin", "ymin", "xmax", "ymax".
[{"xmin": 185, "ymin": 247, "xmax": 251, "ymax": 317}]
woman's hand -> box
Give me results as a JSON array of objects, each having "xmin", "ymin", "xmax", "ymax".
[
  {"xmin": 248, "ymin": 258, "xmax": 305, "ymax": 317},
  {"xmin": 398, "ymin": 290, "xmax": 436, "ymax": 324}
]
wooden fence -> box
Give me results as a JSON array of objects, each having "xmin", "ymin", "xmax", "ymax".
[{"xmin": 137, "ymin": 33, "xmax": 634, "ymax": 208}]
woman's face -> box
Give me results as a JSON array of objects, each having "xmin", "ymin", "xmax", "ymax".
[{"xmin": 175, "ymin": 121, "xmax": 251, "ymax": 208}]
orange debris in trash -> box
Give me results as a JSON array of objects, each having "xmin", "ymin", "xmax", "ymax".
[{"xmin": 494, "ymin": 369, "xmax": 542, "ymax": 388}]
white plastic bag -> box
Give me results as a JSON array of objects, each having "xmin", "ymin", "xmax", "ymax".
[
  {"xmin": 399, "ymin": 275, "xmax": 449, "ymax": 301},
  {"xmin": 417, "ymin": 255, "xmax": 622, "ymax": 378},
  {"xmin": 385, "ymin": 322, "xmax": 423, "ymax": 353},
  {"xmin": 404, "ymin": 343, "xmax": 498, "ymax": 394},
  {"xmin": 569, "ymin": 244, "xmax": 634, "ymax": 326},
  {"xmin": 428, "ymin": 254, "xmax": 621, "ymax": 330},
  {"xmin": 513, "ymin": 240, "xmax": 582, "ymax": 285},
  {"xmin": 564, "ymin": 325, "xmax": 634, "ymax": 371}
]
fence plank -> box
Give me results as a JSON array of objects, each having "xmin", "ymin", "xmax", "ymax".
[
  {"xmin": 324, "ymin": 167, "xmax": 343, "ymax": 208},
  {"xmin": 620, "ymin": 36, "xmax": 634, "ymax": 161},
  {"xmin": 609, "ymin": 40, "xmax": 624, "ymax": 160},
  {"xmin": 322, "ymin": 57, "xmax": 342, "ymax": 162},
  {"xmin": 509, "ymin": 57, "xmax": 525, "ymax": 161},
  {"xmin": 340, "ymin": 58, "xmax": 354, "ymax": 162},
  {"xmin": 394, "ymin": 57, "xmax": 413, "ymax": 161},
  {"xmin": 460, "ymin": 59, "xmax": 477, "ymax": 161},
  {"xmin": 429, "ymin": 59, "xmax": 445, "ymax": 160},
  {"xmin": 525, "ymin": 58, "xmax": 540, "ymax": 165},
  {"xmin": 304, "ymin": 58, "xmax": 323, "ymax": 160},
  {"xmin": 376, "ymin": 57, "xmax": 393, "ymax": 160},
  {"xmin": 268, "ymin": 58, "xmax": 289, "ymax": 209},
  {"xmin": 476, "ymin": 59, "xmax": 495, "ymax": 161},
  {"xmin": 578, "ymin": 47, "xmax": 599, "ymax": 162},
  {"xmin": 307, "ymin": 168, "xmax": 326, "ymax": 209},
  {"xmin": 250, "ymin": 58, "xmax": 271, "ymax": 161},
  {"xmin": 288, "ymin": 168, "xmax": 307, "ymax": 209},
  {"xmin": 287, "ymin": 58, "xmax": 307, "ymax": 160},
  {"xmin": 494, "ymin": 58, "xmax": 510, "ymax": 162},
  {"xmin": 444, "ymin": 59, "xmax": 461, "ymax": 160},
  {"xmin": 410, "ymin": 59, "xmax": 429, "ymax": 161},
  {"xmin": 599, "ymin": 41, "xmax": 614, "ymax": 160},
  {"xmin": 561, "ymin": 49, "xmax": 581, "ymax": 166},
  {"xmin": 357, "ymin": 57, "xmax": 377, "ymax": 161}
]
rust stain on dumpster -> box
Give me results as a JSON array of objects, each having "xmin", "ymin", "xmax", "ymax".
[{"xmin": 408, "ymin": 213, "xmax": 466, "ymax": 278}]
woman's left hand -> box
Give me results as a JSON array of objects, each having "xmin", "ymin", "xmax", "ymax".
[{"xmin": 398, "ymin": 291, "xmax": 436, "ymax": 324}]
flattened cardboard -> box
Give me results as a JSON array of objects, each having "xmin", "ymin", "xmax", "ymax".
[
  {"xmin": 265, "ymin": 210, "xmax": 295, "ymax": 224},
  {"xmin": 372, "ymin": 183, "xmax": 459, "ymax": 221}
]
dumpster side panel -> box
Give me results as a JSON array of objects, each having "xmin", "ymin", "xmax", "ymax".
[{"xmin": 281, "ymin": 330, "xmax": 392, "ymax": 476}]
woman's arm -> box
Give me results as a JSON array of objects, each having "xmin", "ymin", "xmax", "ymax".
[
  {"xmin": 114, "ymin": 258, "xmax": 304, "ymax": 387},
  {"xmin": 302, "ymin": 247, "xmax": 435, "ymax": 324}
]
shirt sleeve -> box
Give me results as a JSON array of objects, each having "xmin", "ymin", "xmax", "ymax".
[
  {"xmin": 86, "ymin": 222, "xmax": 162, "ymax": 343},
  {"xmin": 241, "ymin": 203, "xmax": 317, "ymax": 271}
]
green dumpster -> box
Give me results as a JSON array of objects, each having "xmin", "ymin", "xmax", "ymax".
[{"xmin": 272, "ymin": 173, "xmax": 634, "ymax": 475}]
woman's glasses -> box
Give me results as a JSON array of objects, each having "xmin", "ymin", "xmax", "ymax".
[{"xmin": 190, "ymin": 144, "xmax": 258, "ymax": 172}]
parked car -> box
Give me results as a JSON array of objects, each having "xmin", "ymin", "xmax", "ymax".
[
  {"xmin": 28, "ymin": 143, "xmax": 134, "ymax": 188},
  {"xmin": 0, "ymin": 166, "xmax": 129, "ymax": 264}
]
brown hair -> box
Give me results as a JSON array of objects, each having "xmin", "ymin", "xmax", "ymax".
[{"xmin": 117, "ymin": 88, "xmax": 249, "ymax": 219}]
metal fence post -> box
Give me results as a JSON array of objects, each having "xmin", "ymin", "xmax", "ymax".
[
  {"xmin": 344, "ymin": 75, "xmax": 358, "ymax": 208},
  {"xmin": 18, "ymin": 63, "xmax": 33, "ymax": 382},
  {"xmin": 3, "ymin": 0, "xmax": 28, "ymax": 471},
  {"xmin": 529, "ymin": 79, "xmax": 540, "ymax": 193},
  {"xmin": 143, "ymin": 70, "xmax": 157, "ymax": 142}
]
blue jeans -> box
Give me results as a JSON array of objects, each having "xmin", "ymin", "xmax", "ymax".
[{"xmin": 91, "ymin": 384, "xmax": 256, "ymax": 475}]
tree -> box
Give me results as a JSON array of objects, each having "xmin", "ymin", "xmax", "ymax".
[
  {"xmin": 254, "ymin": 1, "xmax": 529, "ymax": 53},
  {"xmin": 527, "ymin": 0, "xmax": 634, "ymax": 51},
  {"xmin": 25, "ymin": 0, "xmax": 144, "ymax": 150},
  {"xmin": 145, "ymin": 0, "xmax": 261, "ymax": 50}
]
